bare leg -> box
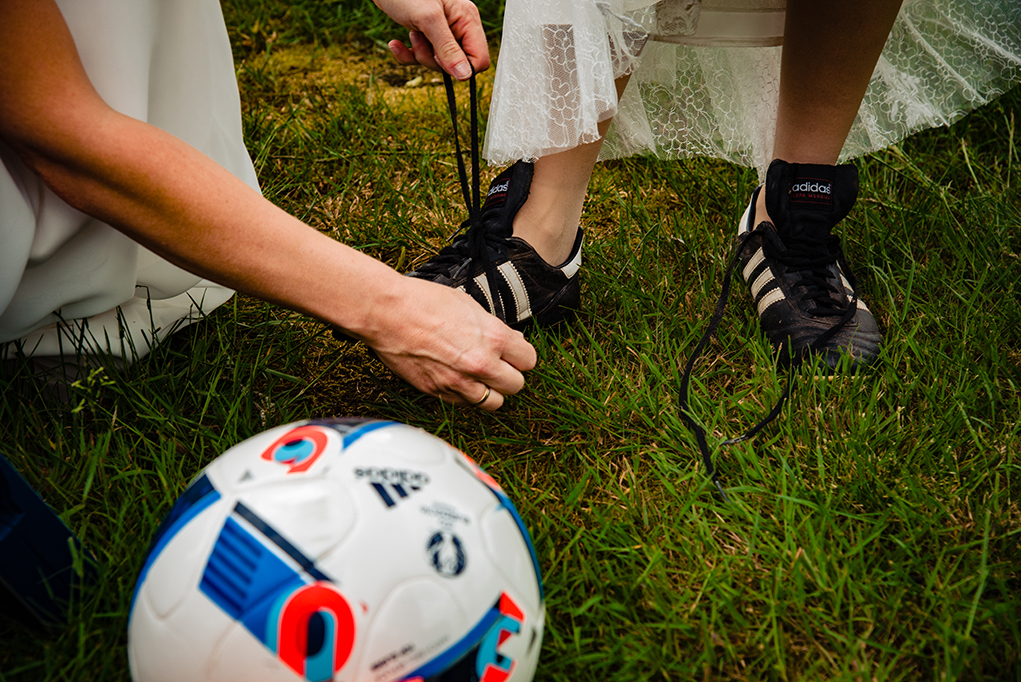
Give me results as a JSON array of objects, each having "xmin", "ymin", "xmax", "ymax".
[
  {"xmin": 516, "ymin": 2, "xmax": 904, "ymax": 253},
  {"xmin": 755, "ymin": 0, "xmax": 903, "ymax": 223},
  {"xmin": 512, "ymin": 76, "xmax": 630, "ymax": 266}
]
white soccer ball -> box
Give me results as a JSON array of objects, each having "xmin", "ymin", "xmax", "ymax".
[{"xmin": 128, "ymin": 418, "xmax": 544, "ymax": 682}]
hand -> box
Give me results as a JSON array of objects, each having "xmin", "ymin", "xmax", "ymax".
[
  {"xmin": 355, "ymin": 276, "xmax": 536, "ymax": 411},
  {"xmin": 372, "ymin": 0, "xmax": 490, "ymax": 80}
]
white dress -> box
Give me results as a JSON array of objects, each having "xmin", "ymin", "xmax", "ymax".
[
  {"xmin": 0, "ymin": 0, "xmax": 258, "ymax": 359},
  {"xmin": 484, "ymin": 0, "xmax": 1021, "ymax": 176}
]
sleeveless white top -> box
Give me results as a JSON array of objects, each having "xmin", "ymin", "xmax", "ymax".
[
  {"xmin": 0, "ymin": 0, "xmax": 259, "ymax": 359},
  {"xmin": 484, "ymin": 0, "xmax": 1021, "ymax": 175}
]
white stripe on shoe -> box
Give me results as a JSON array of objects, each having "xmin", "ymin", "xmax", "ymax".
[
  {"xmin": 757, "ymin": 288, "xmax": 785, "ymax": 316},
  {"xmin": 743, "ymin": 248, "xmax": 765, "ymax": 282},
  {"xmin": 460, "ymin": 274, "xmax": 496, "ymax": 316},
  {"xmin": 750, "ymin": 268, "xmax": 774, "ymax": 301},
  {"xmin": 738, "ymin": 202, "xmax": 753, "ymax": 234},
  {"xmin": 561, "ymin": 243, "xmax": 582, "ymax": 279},
  {"xmin": 497, "ymin": 262, "xmax": 532, "ymax": 322},
  {"xmin": 839, "ymin": 274, "xmax": 871, "ymax": 312}
]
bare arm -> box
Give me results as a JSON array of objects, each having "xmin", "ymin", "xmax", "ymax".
[{"xmin": 0, "ymin": 0, "xmax": 533, "ymax": 410}]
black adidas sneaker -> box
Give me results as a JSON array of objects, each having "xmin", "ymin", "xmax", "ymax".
[
  {"xmin": 407, "ymin": 161, "xmax": 583, "ymax": 332},
  {"xmin": 737, "ymin": 159, "xmax": 882, "ymax": 371},
  {"xmin": 679, "ymin": 159, "xmax": 882, "ymax": 497}
]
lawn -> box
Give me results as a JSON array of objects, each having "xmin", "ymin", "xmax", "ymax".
[{"xmin": 1, "ymin": 2, "xmax": 1019, "ymax": 681}]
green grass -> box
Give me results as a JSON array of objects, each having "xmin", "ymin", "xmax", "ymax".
[{"xmin": 2, "ymin": 2, "xmax": 1020, "ymax": 680}]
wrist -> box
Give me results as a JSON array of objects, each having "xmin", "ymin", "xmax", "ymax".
[{"xmin": 329, "ymin": 263, "xmax": 410, "ymax": 346}]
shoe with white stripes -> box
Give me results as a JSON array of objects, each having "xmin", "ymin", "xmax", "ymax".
[
  {"xmin": 737, "ymin": 160, "xmax": 882, "ymax": 371},
  {"xmin": 407, "ymin": 161, "xmax": 582, "ymax": 331}
]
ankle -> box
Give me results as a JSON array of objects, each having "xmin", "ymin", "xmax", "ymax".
[
  {"xmin": 512, "ymin": 207, "xmax": 579, "ymax": 266},
  {"xmin": 754, "ymin": 185, "xmax": 774, "ymax": 227}
]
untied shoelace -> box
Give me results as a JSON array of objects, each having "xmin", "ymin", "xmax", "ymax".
[{"xmin": 678, "ymin": 222, "xmax": 859, "ymax": 502}]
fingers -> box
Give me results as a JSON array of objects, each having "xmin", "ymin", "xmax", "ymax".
[
  {"xmin": 411, "ymin": 1, "xmax": 485, "ymax": 80},
  {"xmin": 380, "ymin": 352, "xmax": 513, "ymax": 411},
  {"xmin": 413, "ymin": 21, "xmax": 470, "ymax": 79},
  {"xmin": 501, "ymin": 328, "xmax": 538, "ymax": 372},
  {"xmin": 472, "ymin": 385, "xmax": 502, "ymax": 411},
  {"xmin": 421, "ymin": 334, "xmax": 526, "ymax": 409},
  {"xmin": 388, "ymin": 32, "xmax": 441, "ymax": 72},
  {"xmin": 477, "ymin": 343, "xmax": 529, "ymax": 396},
  {"xmin": 467, "ymin": 384, "xmax": 491, "ymax": 406},
  {"xmin": 372, "ymin": 334, "xmax": 524, "ymax": 411},
  {"xmin": 386, "ymin": 39, "xmax": 420, "ymax": 68},
  {"xmin": 447, "ymin": 5, "xmax": 490, "ymax": 74},
  {"xmin": 458, "ymin": 383, "xmax": 503, "ymax": 412},
  {"xmin": 377, "ymin": 0, "xmax": 490, "ymax": 80},
  {"xmin": 374, "ymin": 326, "xmax": 527, "ymax": 411}
]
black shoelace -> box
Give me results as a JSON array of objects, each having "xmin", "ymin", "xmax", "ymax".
[
  {"xmin": 762, "ymin": 227, "xmax": 849, "ymax": 317},
  {"xmin": 436, "ymin": 70, "xmax": 508, "ymax": 322},
  {"xmin": 332, "ymin": 72, "xmax": 500, "ymax": 343},
  {"xmin": 678, "ymin": 221, "xmax": 858, "ymax": 502}
]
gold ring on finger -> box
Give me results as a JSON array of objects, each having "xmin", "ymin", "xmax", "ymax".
[{"xmin": 469, "ymin": 385, "xmax": 491, "ymax": 407}]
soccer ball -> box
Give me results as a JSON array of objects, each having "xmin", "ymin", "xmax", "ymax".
[{"xmin": 127, "ymin": 418, "xmax": 544, "ymax": 682}]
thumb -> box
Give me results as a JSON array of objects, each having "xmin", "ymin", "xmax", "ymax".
[
  {"xmin": 412, "ymin": 10, "xmax": 473, "ymax": 80},
  {"xmin": 430, "ymin": 34, "xmax": 473, "ymax": 80}
]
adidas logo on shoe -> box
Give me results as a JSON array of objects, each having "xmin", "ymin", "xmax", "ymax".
[
  {"xmin": 488, "ymin": 179, "xmax": 510, "ymax": 197},
  {"xmin": 790, "ymin": 180, "xmax": 832, "ymax": 195}
]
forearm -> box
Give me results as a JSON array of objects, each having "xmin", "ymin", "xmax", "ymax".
[
  {"xmin": 18, "ymin": 107, "xmax": 400, "ymax": 338},
  {"xmin": 0, "ymin": 0, "xmax": 397, "ymax": 338}
]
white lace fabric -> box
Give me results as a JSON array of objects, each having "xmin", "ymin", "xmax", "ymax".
[{"xmin": 484, "ymin": 0, "xmax": 1021, "ymax": 175}]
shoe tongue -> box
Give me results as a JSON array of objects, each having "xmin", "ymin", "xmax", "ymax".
[
  {"xmin": 478, "ymin": 161, "xmax": 533, "ymax": 237},
  {"xmin": 764, "ymin": 160, "xmax": 858, "ymax": 239}
]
